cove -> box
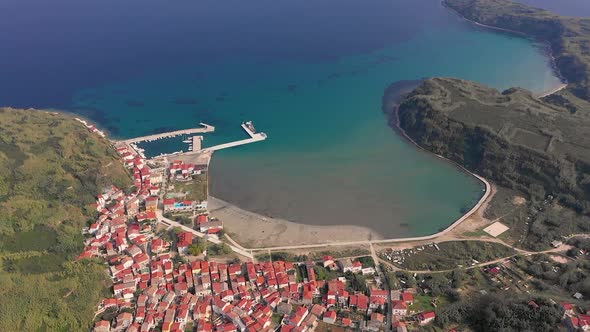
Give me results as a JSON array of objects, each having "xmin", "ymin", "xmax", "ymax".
[{"xmin": 0, "ymin": 0, "xmax": 562, "ymax": 238}]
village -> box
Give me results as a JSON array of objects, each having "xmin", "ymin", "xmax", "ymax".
[
  {"xmin": 75, "ymin": 123, "xmax": 443, "ymax": 332},
  {"xmin": 78, "ymin": 121, "xmax": 590, "ymax": 332}
]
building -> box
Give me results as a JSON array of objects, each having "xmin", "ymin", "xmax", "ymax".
[
  {"xmin": 391, "ymin": 301, "xmax": 408, "ymax": 316},
  {"xmin": 198, "ymin": 220, "xmax": 223, "ymax": 234},
  {"xmin": 418, "ymin": 311, "xmax": 436, "ymax": 325},
  {"xmin": 145, "ymin": 196, "xmax": 159, "ymax": 212},
  {"xmin": 322, "ymin": 310, "xmax": 336, "ymax": 324},
  {"xmin": 177, "ymin": 232, "xmax": 194, "ymax": 255}
]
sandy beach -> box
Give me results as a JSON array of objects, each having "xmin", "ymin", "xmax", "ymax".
[{"xmin": 208, "ymin": 196, "xmax": 383, "ymax": 248}]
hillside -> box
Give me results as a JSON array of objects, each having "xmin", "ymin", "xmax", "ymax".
[
  {"xmin": 0, "ymin": 108, "xmax": 131, "ymax": 331},
  {"xmin": 395, "ymin": 77, "xmax": 590, "ymax": 248}
]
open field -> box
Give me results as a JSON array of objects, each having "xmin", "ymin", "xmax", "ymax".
[
  {"xmin": 380, "ymin": 241, "xmax": 516, "ymax": 271},
  {"xmin": 167, "ymin": 174, "xmax": 208, "ymax": 201}
]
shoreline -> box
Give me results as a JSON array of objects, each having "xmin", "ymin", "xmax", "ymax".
[
  {"xmin": 207, "ymin": 196, "xmax": 385, "ymax": 248},
  {"xmin": 207, "ymin": 114, "xmax": 492, "ymax": 250}
]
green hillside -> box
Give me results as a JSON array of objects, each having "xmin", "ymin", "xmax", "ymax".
[{"xmin": 0, "ymin": 108, "xmax": 131, "ymax": 331}]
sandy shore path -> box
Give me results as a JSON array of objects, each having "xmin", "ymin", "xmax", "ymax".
[{"xmin": 208, "ymin": 196, "xmax": 383, "ymax": 248}]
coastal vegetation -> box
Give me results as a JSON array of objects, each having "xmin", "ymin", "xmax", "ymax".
[
  {"xmin": 388, "ymin": 1, "xmax": 590, "ymax": 327},
  {"xmin": 396, "ymin": 77, "xmax": 590, "ymax": 249},
  {"xmin": 390, "ymin": 0, "xmax": 590, "ymax": 250},
  {"xmin": 436, "ymin": 294, "xmax": 563, "ymax": 331},
  {"xmin": 0, "ymin": 108, "xmax": 131, "ymax": 331}
]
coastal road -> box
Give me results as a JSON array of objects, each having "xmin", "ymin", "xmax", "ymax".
[{"xmin": 156, "ymin": 211, "xmax": 254, "ymax": 260}]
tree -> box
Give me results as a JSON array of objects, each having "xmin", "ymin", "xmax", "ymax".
[
  {"xmin": 451, "ymin": 269, "xmax": 463, "ymax": 289},
  {"xmin": 187, "ymin": 237, "xmax": 207, "ymax": 256},
  {"xmin": 208, "ymin": 243, "xmax": 232, "ymax": 256},
  {"xmin": 188, "ymin": 244, "xmax": 204, "ymax": 256}
]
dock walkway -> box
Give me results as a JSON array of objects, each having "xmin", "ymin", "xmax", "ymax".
[
  {"xmin": 118, "ymin": 123, "xmax": 215, "ymax": 145},
  {"xmin": 201, "ymin": 123, "xmax": 266, "ymax": 152}
]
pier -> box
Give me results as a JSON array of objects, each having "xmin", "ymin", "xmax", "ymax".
[
  {"xmin": 150, "ymin": 122, "xmax": 266, "ymax": 160},
  {"xmin": 200, "ymin": 123, "xmax": 266, "ymax": 152},
  {"xmin": 191, "ymin": 135, "xmax": 203, "ymax": 151},
  {"xmin": 117, "ymin": 123, "xmax": 215, "ymax": 145}
]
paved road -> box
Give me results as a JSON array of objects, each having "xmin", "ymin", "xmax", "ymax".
[
  {"xmin": 156, "ymin": 211, "xmax": 254, "ymax": 260},
  {"xmin": 370, "ymin": 242, "xmax": 392, "ymax": 331}
]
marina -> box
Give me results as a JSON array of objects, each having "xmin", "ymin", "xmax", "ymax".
[{"xmin": 123, "ymin": 121, "xmax": 267, "ymax": 161}]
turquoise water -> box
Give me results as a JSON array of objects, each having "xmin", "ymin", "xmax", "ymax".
[{"xmin": 0, "ymin": 0, "xmax": 562, "ymax": 237}]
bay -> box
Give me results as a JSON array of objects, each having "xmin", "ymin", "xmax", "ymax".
[{"xmin": 0, "ymin": 0, "xmax": 562, "ymax": 237}]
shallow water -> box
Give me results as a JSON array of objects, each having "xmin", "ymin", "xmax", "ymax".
[{"xmin": 0, "ymin": 0, "xmax": 562, "ymax": 237}]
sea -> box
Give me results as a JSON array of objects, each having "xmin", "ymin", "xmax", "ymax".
[{"xmin": 0, "ymin": 0, "xmax": 563, "ymax": 238}]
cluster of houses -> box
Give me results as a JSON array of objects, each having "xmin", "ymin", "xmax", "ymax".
[
  {"xmin": 80, "ymin": 127, "xmax": 442, "ymax": 332},
  {"xmin": 323, "ymin": 256, "xmax": 375, "ymax": 276},
  {"xmin": 561, "ymin": 302, "xmax": 590, "ymax": 331},
  {"xmin": 196, "ymin": 214, "xmax": 224, "ymax": 235},
  {"xmin": 79, "ymin": 144, "xmax": 165, "ymax": 260},
  {"xmin": 78, "ymin": 117, "xmax": 107, "ymax": 138},
  {"xmin": 169, "ymin": 160, "xmax": 206, "ymax": 180},
  {"xmin": 92, "ymin": 253, "xmax": 409, "ymax": 332},
  {"xmin": 163, "ymin": 198, "xmax": 207, "ymax": 212}
]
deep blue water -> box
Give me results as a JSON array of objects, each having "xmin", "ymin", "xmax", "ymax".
[{"xmin": 0, "ymin": 0, "xmax": 563, "ymax": 237}]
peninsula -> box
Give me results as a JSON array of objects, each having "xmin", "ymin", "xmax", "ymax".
[{"xmin": 390, "ymin": 0, "xmax": 590, "ymax": 252}]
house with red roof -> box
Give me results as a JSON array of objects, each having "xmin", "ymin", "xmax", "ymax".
[
  {"xmin": 177, "ymin": 232, "xmax": 193, "ymax": 255},
  {"xmin": 342, "ymin": 317, "xmax": 352, "ymax": 327},
  {"xmin": 323, "ymin": 256, "xmax": 335, "ymax": 268},
  {"xmin": 164, "ymin": 199, "xmax": 176, "ymax": 212},
  {"xmin": 349, "ymin": 294, "xmax": 369, "ymax": 312},
  {"xmin": 562, "ymin": 302, "xmax": 575, "ymax": 315},
  {"xmin": 418, "ymin": 311, "xmax": 436, "ymax": 325},
  {"xmin": 287, "ymin": 306, "xmax": 309, "ymax": 327},
  {"xmin": 322, "ymin": 310, "xmax": 337, "ymax": 324},
  {"xmin": 94, "ymin": 320, "xmax": 111, "ymax": 332},
  {"xmin": 401, "ymin": 292, "xmax": 414, "ymax": 305},
  {"xmin": 392, "ymin": 300, "xmax": 408, "ymax": 316}
]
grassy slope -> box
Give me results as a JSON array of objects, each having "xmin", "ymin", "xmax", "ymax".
[
  {"xmin": 0, "ymin": 108, "xmax": 131, "ymax": 331},
  {"xmin": 397, "ymin": 78, "xmax": 590, "ymax": 249}
]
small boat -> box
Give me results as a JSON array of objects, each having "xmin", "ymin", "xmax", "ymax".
[
  {"xmin": 182, "ymin": 139, "xmax": 192, "ymax": 143},
  {"xmin": 244, "ymin": 121, "xmax": 256, "ymax": 133}
]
